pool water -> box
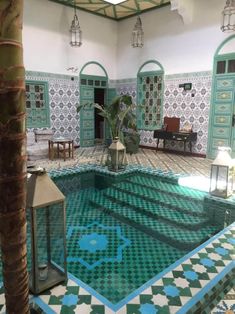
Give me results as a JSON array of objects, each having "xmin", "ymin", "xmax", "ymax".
[
  {"xmin": 51, "ymin": 171, "xmax": 220, "ymax": 304},
  {"xmin": 0, "ymin": 170, "xmax": 221, "ymax": 305}
]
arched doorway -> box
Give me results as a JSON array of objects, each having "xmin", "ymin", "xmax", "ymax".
[
  {"xmin": 79, "ymin": 62, "xmax": 110, "ymax": 147},
  {"xmin": 207, "ymin": 35, "xmax": 235, "ymax": 158},
  {"xmin": 137, "ymin": 60, "xmax": 164, "ymax": 130}
]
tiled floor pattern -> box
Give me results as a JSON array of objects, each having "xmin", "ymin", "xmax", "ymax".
[
  {"xmin": 34, "ymin": 146, "xmax": 212, "ymax": 178},
  {"xmin": 54, "ymin": 172, "xmax": 187, "ymax": 305},
  {"xmin": 0, "ymin": 148, "xmax": 234, "ymax": 313},
  {"xmin": 1, "ymin": 224, "xmax": 234, "ymax": 314}
]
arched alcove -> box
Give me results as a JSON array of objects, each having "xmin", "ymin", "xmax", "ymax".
[
  {"xmin": 79, "ymin": 61, "xmax": 109, "ymax": 147},
  {"xmin": 137, "ymin": 60, "xmax": 164, "ymax": 130}
]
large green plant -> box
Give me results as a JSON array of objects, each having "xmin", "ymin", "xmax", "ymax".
[{"xmin": 77, "ymin": 94, "xmax": 137, "ymax": 143}]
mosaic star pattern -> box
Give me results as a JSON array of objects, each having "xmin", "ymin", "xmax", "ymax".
[{"xmin": 67, "ymin": 222, "xmax": 131, "ymax": 270}]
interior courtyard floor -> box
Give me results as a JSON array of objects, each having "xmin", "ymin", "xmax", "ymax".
[{"xmin": 34, "ymin": 145, "xmax": 213, "ymax": 178}]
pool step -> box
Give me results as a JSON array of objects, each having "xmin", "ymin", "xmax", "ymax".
[
  {"xmin": 126, "ymin": 174, "xmax": 206, "ymax": 201},
  {"xmin": 103, "ymin": 186, "xmax": 208, "ymax": 229},
  {"xmin": 89, "ymin": 193, "xmax": 219, "ymax": 251},
  {"xmin": 123, "ymin": 176, "xmax": 205, "ymax": 216}
]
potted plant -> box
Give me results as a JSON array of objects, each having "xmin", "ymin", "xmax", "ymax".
[
  {"xmin": 77, "ymin": 94, "xmax": 140, "ymax": 170},
  {"xmin": 77, "ymin": 94, "xmax": 139, "ymax": 148}
]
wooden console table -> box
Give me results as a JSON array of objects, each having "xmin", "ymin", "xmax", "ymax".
[
  {"xmin": 48, "ymin": 137, "xmax": 74, "ymax": 161},
  {"xmin": 153, "ymin": 130, "xmax": 197, "ymax": 153}
]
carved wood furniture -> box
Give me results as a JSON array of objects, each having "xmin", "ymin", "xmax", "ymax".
[{"xmin": 154, "ymin": 117, "xmax": 197, "ymax": 153}]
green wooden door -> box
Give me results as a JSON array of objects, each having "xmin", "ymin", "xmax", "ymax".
[
  {"xmin": 80, "ymin": 86, "xmax": 95, "ymax": 147},
  {"xmin": 208, "ymin": 54, "xmax": 235, "ymax": 158},
  {"xmin": 105, "ymin": 88, "xmax": 117, "ymax": 140}
]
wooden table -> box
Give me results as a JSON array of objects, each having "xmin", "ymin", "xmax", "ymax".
[
  {"xmin": 48, "ymin": 137, "xmax": 74, "ymax": 161},
  {"xmin": 153, "ymin": 130, "xmax": 197, "ymax": 153}
]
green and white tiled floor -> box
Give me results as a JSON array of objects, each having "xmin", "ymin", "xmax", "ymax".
[{"xmin": 1, "ymin": 147, "xmax": 235, "ymax": 313}]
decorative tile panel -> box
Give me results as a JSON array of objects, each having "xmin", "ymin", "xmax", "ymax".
[
  {"xmin": 113, "ymin": 71, "xmax": 212, "ymax": 155},
  {"xmin": 26, "ymin": 81, "xmax": 50, "ymax": 128},
  {"xmin": 138, "ymin": 73, "xmax": 163, "ymax": 130},
  {"xmin": 26, "ymin": 71, "xmax": 80, "ymax": 146}
]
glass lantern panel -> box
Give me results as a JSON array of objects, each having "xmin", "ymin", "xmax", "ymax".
[
  {"xmin": 227, "ymin": 167, "xmax": 234, "ymax": 195},
  {"xmin": 108, "ymin": 149, "xmax": 125, "ymax": 171},
  {"xmin": 210, "ymin": 165, "xmax": 218, "ymax": 192},
  {"xmin": 31, "ymin": 202, "xmax": 66, "ymax": 293},
  {"xmin": 210, "ymin": 165, "xmax": 231, "ymax": 197},
  {"xmin": 48, "ymin": 203, "xmax": 66, "ymax": 271},
  {"xmin": 217, "ymin": 166, "xmax": 229, "ymax": 192}
]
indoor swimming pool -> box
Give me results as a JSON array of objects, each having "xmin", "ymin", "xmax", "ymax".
[
  {"xmin": 0, "ymin": 166, "xmax": 234, "ymax": 314},
  {"xmin": 51, "ymin": 169, "xmax": 221, "ymax": 304}
]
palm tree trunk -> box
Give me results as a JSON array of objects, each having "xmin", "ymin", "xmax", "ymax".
[{"xmin": 0, "ymin": 1, "xmax": 29, "ymax": 313}]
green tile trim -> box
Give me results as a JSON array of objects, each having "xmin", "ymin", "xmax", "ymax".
[
  {"xmin": 165, "ymin": 71, "xmax": 212, "ymax": 80},
  {"xmin": 26, "ymin": 70, "xmax": 79, "ymax": 81}
]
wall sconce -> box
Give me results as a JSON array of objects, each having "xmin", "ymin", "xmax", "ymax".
[
  {"xmin": 221, "ymin": 0, "xmax": 235, "ymax": 32},
  {"xmin": 70, "ymin": 3, "xmax": 82, "ymax": 47}
]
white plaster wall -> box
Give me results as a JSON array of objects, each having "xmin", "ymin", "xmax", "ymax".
[
  {"xmin": 23, "ymin": 0, "xmax": 117, "ymax": 78},
  {"xmin": 116, "ymin": 0, "xmax": 231, "ymax": 78}
]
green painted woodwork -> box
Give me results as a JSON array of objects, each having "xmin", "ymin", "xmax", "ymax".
[
  {"xmin": 212, "ymin": 138, "xmax": 230, "ymax": 148},
  {"xmin": 80, "ymin": 61, "xmax": 108, "ymax": 79},
  {"xmin": 212, "ymin": 126, "xmax": 230, "ymax": 138},
  {"xmin": 137, "ymin": 60, "xmax": 164, "ymax": 74},
  {"xmin": 137, "ymin": 69, "xmax": 164, "ymax": 131},
  {"xmin": 214, "ymin": 103, "xmax": 232, "ymax": 115},
  {"xmin": 48, "ymin": 0, "xmax": 170, "ymax": 21},
  {"xmin": 216, "ymin": 91, "xmax": 233, "ymax": 101},
  {"xmin": 105, "ymin": 88, "xmax": 117, "ymax": 140},
  {"xmin": 79, "ymin": 71, "xmax": 108, "ymax": 147},
  {"xmin": 25, "ymin": 80, "xmax": 50, "ymax": 128},
  {"xmin": 216, "ymin": 78, "xmax": 233, "ymax": 89},
  {"xmin": 80, "ymin": 84, "xmax": 95, "ymax": 147},
  {"xmin": 207, "ymin": 35, "xmax": 235, "ymax": 158}
]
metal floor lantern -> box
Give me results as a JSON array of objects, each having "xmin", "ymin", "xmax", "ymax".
[
  {"xmin": 107, "ymin": 137, "xmax": 127, "ymax": 172},
  {"xmin": 210, "ymin": 147, "xmax": 234, "ymax": 198},
  {"xmin": 26, "ymin": 167, "xmax": 67, "ymax": 294}
]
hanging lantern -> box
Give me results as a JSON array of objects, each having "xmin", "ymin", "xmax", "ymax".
[
  {"xmin": 131, "ymin": 16, "xmax": 144, "ymax": 48},
  {"xmin": 221, "ymin": 0, "xmax": 235, "ymax": 32},
  {"xmin": 70, "ymin": 4, "xmax": 82, "ymax": 47},
  {"xmin": 210, "ymin": 147, "xmax": 234, "ymax": 198},
  {"xmin": 107, "ymin": 137, "xmax": 127, "ymax": 172}
]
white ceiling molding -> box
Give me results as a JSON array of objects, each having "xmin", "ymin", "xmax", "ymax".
[{"xmin": 170, "ymin": 0, "xmax": 194, "ymax": 24}]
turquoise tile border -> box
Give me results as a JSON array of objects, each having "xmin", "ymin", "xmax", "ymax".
[{"xmin": 26, "ymin": 70, "xmax": 79, "ymax": 81}]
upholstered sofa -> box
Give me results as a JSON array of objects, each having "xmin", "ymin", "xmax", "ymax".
[{"xmin": 27, "ymin": 129, "xmax": 53, "ymax": 161}]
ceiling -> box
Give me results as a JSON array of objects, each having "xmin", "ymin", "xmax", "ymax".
[{"xmin": 49, "ymin": 0, "xmax": 171, "ymax": 20}]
